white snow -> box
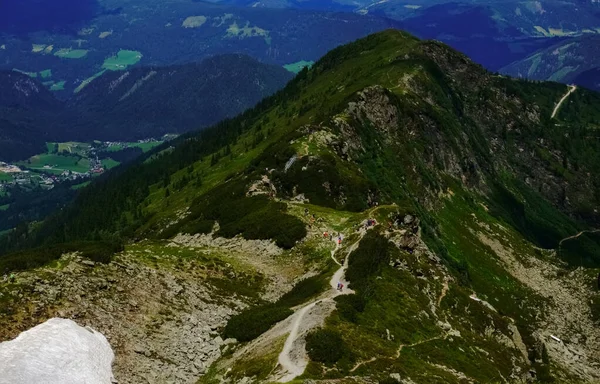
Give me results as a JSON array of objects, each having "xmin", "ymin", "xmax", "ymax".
[{"xmin": 0, "ymin": 318, "xmax": 115, "ymax": 384}]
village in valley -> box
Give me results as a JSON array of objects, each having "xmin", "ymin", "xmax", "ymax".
[{"xmin": 0, "ymin": 138, "xmax": 166, "ymax": 195}]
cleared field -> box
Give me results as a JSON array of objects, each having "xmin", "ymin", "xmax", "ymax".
[
  {"xmin": 19, "ymin": 154, "xmax": 89, "ymax": 173},
  {"xmin": 102, "ymin": 50, "xmax": 142, "ymax": 70},
  {"xmin": 101, "ymin": 158, "xmax": 120, "ymax": 169},
  {"xmin": 182, "ymin": 16, "xmax": 207, "ymax": 28},
  {"xmin": 75, "ymin": 70, "xmax": 106, "ymax": 93},
  {"xmin": 50, "ymin": 81, "xmax": 66, "ymax": 91},
  {"xmin": 107, "ymin": 141, "xmax": 162, "ymax": 152},
  {"xmin": 54, "ymin": 48, "xmax": 89, "ymax": 59},
  {"xmin": 226, "ymin": 21, "xmax": 270, "ymax": 44},
  {"xmin": 283, "ymin": 60, "xmax": 314, "ymax": 74},
  {"xmin": 71, "ymin": 181, "xmax": 91, "ymax": 190},
  {"xmin": 39, "ymin": 69, "xmax": 52, "ymax": 79},
  {"xmin": 12, "ymin": 68, "xmax": 37, "ymax": 78}
]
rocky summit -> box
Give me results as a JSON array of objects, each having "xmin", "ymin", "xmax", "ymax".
[{"xmin": 1, "ymin": 30, "xmax": 600, "ymax": 383}]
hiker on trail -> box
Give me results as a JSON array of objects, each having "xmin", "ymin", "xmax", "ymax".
[
  {"xmin": 324, "ymin": 231, "xmax": 329, "ymax": 238},
  {"xmin": 340, "ymin": 283, "xmax": 344, "ymax": 291},
  {"xmin": 338, "ymin": 236, "xmax": 342, "ymax": 245},
  {"xmin": 337, "ymin": 281, "xmax": 341, "ymax": 290},
  {"xmin": 329, "ymin": 233, "xmax": 333, "ymax": 241},
  {"xmin": 304, "ymin": 208, "xmax": 309, "ymax": 216},
  {"xmin": 9, "ymin": 273, "xmax": 15, "ymax": 283}
]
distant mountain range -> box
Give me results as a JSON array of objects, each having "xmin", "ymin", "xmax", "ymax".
[
  {"xmin": 502, "ymin": 35, "xmax": 600, "ymax": 92},
  {"xmin": 209, "ymin": 0, "xmax": 600, "ymax": 74},
  {"xmin": 0, "ymin": 54, "xmax": 291, "ymax": 161},
  {"xmin": 0, "ymin": 0, "xmax": 401, "ymax": 94}
]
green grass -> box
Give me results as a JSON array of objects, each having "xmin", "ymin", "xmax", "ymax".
[
  {"xmin": 107, "ymin": 142, "xmax": 162, "ymax": 153},
  {"xmin": 102, "ymin": 50, "xmax": 142, "ymax": 71},
  {"xmin": 18, "ymin": 154, "xmax": 89, "ymax": 173},
  {"xmin": 74, "ymin": 70, "xmax": 106, "ymax": 93},
  {"xmin": 12, "ymin": 68, "xmax": 37, "ymax": 78},
  {"xmin": 54, "ymin": 49, "xmax": 88, "ymax": 59},
  {"xmin": 101, "ymin": 158, "xmax": 120, "ymax": 169},
  {"xmin": 39, "ymin": 69, "xmax": 52, "ymax": 79},
  {"xmin": 50, "ymin": 81, "xmax": 66, "ymax": 91},
  {"xmin": 71, "ymin": 181, "xmax": 91, "ymax": 190},
  {"xmin": 132, "ymin": 142, "xmax": 162, "ymax": 152},
  {"xmin": 0, "ymin": 173, "xmax": 12, "ymax": 182},
  {"xmin": 283, "ymin": 60, "xmax": 315, "ymax": 74}
]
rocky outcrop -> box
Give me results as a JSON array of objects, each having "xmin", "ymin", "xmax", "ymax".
[{"xmin": 0, "ymin": 251, "xmax": 244, "ymax": 384}]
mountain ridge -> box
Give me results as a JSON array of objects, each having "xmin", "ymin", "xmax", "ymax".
[{"xmin": 1, "ymin": 30, "xmax": 600, "ymax": 383}]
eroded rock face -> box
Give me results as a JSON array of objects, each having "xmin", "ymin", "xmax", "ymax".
[{"xmin": 0, "ymin": 318, "xmax": 114, "ymax": 384}]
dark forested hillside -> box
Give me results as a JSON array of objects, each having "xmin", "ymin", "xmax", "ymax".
[
  {"xmin": 65, "ymin": 54, "xmax": 292, "ymax": 140},
  {"xmin": 0, "ymin": 71, "xmax": 63, "ymax": 160},
  {"xmin": 0, "ymin": 55, "xmax": 291, "ymax": 161}
]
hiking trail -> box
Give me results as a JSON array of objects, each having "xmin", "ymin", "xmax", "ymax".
[
  {"xmin": 559, "ymin": 229, "xmax": 600, "ymax": 247},
  {"xmin": 276, "ymin": 234, "xmax": 359, "ymax": 382},
  {"xmin": 551, "ymin": 85, "xmax": 576, "ymax": 119}
]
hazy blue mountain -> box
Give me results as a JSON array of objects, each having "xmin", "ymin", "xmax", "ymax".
[
  {"xmin": 502, "ymin": 35, "xmax": 600, "ymax": 92},
  {"xmin": 0, "ymin": 0, "xmax": 401, "ymax": 94}
]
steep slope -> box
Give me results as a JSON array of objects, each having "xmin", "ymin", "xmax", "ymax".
[
  {"xmin": 0, "ymin": 71, "xmax": 63, "ymax": 161},
  {"xmin": 66, "ymin": 55, "xmax": 292, "ymax": 140},
  {"xmin": 502, "ymin": 35, "xmax": 600, "ymax": 92},
  {"xmin": 1, "ymin": 30, "xmax": 600, "ymax": 383}
]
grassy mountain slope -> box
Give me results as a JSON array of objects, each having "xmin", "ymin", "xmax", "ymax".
[{"xmin": 1, "ymin": 30, "xmax": 600, "ymax": 383}]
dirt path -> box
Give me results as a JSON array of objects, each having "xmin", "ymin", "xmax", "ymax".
[
  {"xmin": 551, "ymin": 85, "xmax": 576, "ymax": 119},
  {"xmin": 558, "ymin": 229, "xmax": 600, "ymax": 246},
  {"xmin": 277, "ymin": 236, "xmax": 357, "ymax": 382},
  {"xmin": 437, "ymin": 279, "xmax": 449, "ymax": 307}
]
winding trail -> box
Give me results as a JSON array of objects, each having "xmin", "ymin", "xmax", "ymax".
[
  {"xmin": 277, "ymin": 235, "xmax": 357, "ymax": 382},
  {"xmin": 559, "ymin": 229, "xmax": 600, "ymax": 246},
  {"xmin": 551, "ymin": 85, "xmax": 576, "ymax": 119}
]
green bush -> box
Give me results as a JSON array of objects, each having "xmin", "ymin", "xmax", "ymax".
[
  {"xmin": 346, "ymin": 232, "xmax": 390, "ymax": 291},
  {"xmin": 334, "ymin": 294, "xmax": 366, "ymax": 323},
  {"xmin": 306, "ymin": 328, "xmax": 345, "ymax": 364},
  {"xmin": 223, "ymin": 304, "xmax": 292, "ymax": 342},
  {"xmin": 191, "ymin": 180, "xmax": 307, "ymax": 249},
  {"xmin": 277, "ymin": 275, "xmax": 326, "ymax": 308},
  {"xmin": 181, "ymin": 219, "xmax": 214, "ymax": 236}
]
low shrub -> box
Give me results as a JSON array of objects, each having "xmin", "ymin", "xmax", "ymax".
[
  {"xmin": 191, "ymin": 180, "xmax": 306, "ymax": 249},
  {"xmin": 346, "ymin": 232, "xmax": 390, "ymax": 291},
  {"xmin": 181, "ymin": 219, "xmax": 214, "ymax": 236},
  {"xmin": 306, "ymin": 328, "xmax": 345, "ymax": 364},
  {"xmin": 223, "ymin": 304, "xmax": 292, "ymax": 342},
  {"xmin": 277, "ymin": 275, "xmax": 326, "ymax": 308},
  {"xmin": 334, "ymin": 294, "xmax": 366, "ymax": 323}
]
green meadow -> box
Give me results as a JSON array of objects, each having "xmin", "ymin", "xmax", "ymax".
[
  {"xmin": 102, "ymin": 50, "xmax": 142, "ymax": 70},
  {"xmin": 283, "ymin": 60, "xmax": 314, "ymax": 74}
]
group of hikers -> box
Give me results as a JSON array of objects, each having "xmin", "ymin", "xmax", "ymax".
[
  {"xmin": 336, "ymin": 281, "xmax": 345, "ymax": 291},
  {"xmin": 323, "ymin": 231, "xmax": 343, "ymax": 245}
]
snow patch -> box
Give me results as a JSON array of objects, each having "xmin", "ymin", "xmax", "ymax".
[{"xmin": 0, "ymin": 318, "xmax": 115, "ymax": 384}]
